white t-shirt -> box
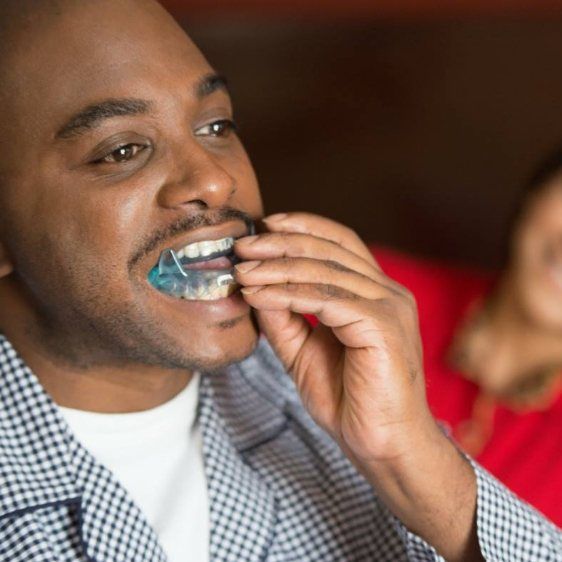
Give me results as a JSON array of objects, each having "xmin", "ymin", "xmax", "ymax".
[{"xmin": 59, "ymin": 374, "xmax": 209, "ymax": 562}]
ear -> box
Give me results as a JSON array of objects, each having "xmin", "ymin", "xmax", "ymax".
[{"xmin": 0, "ymin": 243, "xmax": 13, "ymax": 278}]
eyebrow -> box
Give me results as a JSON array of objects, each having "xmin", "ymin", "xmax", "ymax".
[
  {"xmin": 55, "ymin": 73, "xmax": 229, "ymax": 140},
  {"xmin": 56, "ymin": 98, "xmax": 152, "ymax": 139},
  {"xmin": 196, "ymin": 73, "xmax": 229, "ymax": 99}
]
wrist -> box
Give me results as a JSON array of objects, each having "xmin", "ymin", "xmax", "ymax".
[
  {"xmin": 352, "ymin": 420, "xmax": 481, "ymax": 562},
  {"xmin": 356, "ymin": 416, "xmax": 451, "ymax": 493}
]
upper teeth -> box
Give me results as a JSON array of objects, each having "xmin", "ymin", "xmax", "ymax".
[{"xmin": 176, "ymin": 237, "xmax": 234, "ymax": 260}]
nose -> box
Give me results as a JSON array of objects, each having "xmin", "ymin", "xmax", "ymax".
[{"xmin": 158, "ymin": 143, "xmax": 236, "ymax": 210}]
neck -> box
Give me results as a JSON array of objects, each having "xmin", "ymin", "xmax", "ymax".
[
  {"xmin": 9, "ymin": 330, "xmax": 193, "ymax": 413},
  {"xmin": 457, "ymin": 275, "xmax": 562, "ymax": 394},
  {"xmin": 36, "ymin": 351, "xmax": 193, "ymax": 413}
]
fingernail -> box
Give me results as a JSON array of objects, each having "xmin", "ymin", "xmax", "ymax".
[
  {"xmin": 263, "ymin": 213, "xmax": 288, "ymax": 223},
  {"xmin": 236, "ymin": 234, "xmax": 259, "ymax": 245},
  {"xmin": 241, "ymin": 285, "xmax": 264, "ymax": 294},
  {"xmin": 235, "ymin": 260, "xmax": 261, "ymax": 273}
]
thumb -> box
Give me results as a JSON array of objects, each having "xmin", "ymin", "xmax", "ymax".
[{"xmin": 255, "ymin": 309, "xmax": 311, "ymax": 372}]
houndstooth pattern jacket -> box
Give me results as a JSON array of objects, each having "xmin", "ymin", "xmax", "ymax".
[{"xmin": 0, "ymin": 334, "xmax": 560, "ymax": 561}]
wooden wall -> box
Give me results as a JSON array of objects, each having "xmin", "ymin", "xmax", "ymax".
[
  {"xmin": 183, "ymin": 18, "xmax": 562, "ymax": 268},
  {"xmin": 164, "ymin": 0, "xmax": 562, "ymax": 20}
]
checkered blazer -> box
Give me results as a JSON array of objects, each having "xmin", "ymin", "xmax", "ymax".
[{"xmin": 0, "ymin": 334, "xmax": 559, "ymax": 561}]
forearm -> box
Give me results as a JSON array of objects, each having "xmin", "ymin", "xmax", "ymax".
[{"xmin": 356, "ymin": 421, "xmax": 484, "ymax": 562}]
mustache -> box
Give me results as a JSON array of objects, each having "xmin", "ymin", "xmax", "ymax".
[{"xmin": 128, "ymin": 208, "xmax": 254, "ymax": 271}]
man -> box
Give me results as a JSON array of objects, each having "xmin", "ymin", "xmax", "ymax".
[{"xmin": 0, "ymin": 1, "xmax": 558, "ymax": 561}]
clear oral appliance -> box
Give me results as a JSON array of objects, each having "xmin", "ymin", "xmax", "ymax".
[{"xmin": 148, "ymin": 221, "xmax": 255, "ymax": 301}]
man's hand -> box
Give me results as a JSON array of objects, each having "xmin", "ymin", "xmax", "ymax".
[
  {"xmin": 235, "ymin": 213, "xmax": 483, "ymax": 562},
  {"xmin": 236, "ymin": 212, "xmax": 429, "ymax": 462}
]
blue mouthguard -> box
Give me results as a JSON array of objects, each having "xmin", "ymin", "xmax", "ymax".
[{"xmin": 148, "ymin": 220, "xmax": 255, "ymax": 300}]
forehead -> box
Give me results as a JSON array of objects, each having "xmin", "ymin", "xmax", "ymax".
[{"xmin": 3, "ymin": 1, "xmax": 213, "ymax": 137}]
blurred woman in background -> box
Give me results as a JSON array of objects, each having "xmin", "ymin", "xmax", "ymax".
[{"xmin": 376, "ymin": 147, "xmax": 562, "ymax": 526}]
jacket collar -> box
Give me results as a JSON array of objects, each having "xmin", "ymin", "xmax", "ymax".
[
  {"xmin": 0, "ymin": 335, "xmax": 81, "ymax": 519},
  {"xmin": 204, "ymin": 336, "xmax": 291, "ymax": 453},
  {"xmin": 200, "ymin": 337, "xmax": 291, "ymax": 561},
  {"xmin": 0, "ymin": 334, "xmax": 290, "ymax": 561}
]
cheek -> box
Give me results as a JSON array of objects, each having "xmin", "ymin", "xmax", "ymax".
[
  {"xmin": 512, "ymin": 193, "xmax": 562, "ymax": 266},
  {"xmin": 532, "ymin": 199, "xmax": 562, "ymax": 235},
  {"xmin": 20, "ymin": 193, "xmax": 140, "ymax": 302},
  {"xmin": 225, "ymin": 146, "xmax": 263, "ymax": 216},
  {"xmin": 513, "ymin": 221, "xmax": 543, "ymax": 270},
  {"xmin": 36, "ymin": 223, "xmax": 128, "ymax": 306},
  {"xmin": 57, "ymin": 203, "xmax": 130, "ymax": 265}
]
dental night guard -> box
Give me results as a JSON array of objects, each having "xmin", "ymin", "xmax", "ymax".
[{"xmin": 148, "ymin": 220, "xmax": 255, "ymax": 301}]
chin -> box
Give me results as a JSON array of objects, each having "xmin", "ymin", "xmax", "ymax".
[{"xmin": 185, "ymin": 318, "xmax": 260, "ymax": 373}]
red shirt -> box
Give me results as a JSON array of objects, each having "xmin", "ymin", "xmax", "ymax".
[{"xmin": 374, "ymin": 246, "xmax": 562, "ymax": 527}]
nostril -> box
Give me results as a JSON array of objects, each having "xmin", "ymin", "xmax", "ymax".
[{"xmin": 188, "ymin": 199, "xmax": 208, "ymax": 209}]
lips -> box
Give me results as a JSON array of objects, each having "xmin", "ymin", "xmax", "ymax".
[
  {"xmin": 147, "ymin": 219, "xmax": 253, "ymax": 301},
  {"xmin": 174, "ymin": 236, "xmax": 234, "ymax": 260},
  {"xmin": 158, "ymin": 219, "xmax": 252, "ymax": 270}
]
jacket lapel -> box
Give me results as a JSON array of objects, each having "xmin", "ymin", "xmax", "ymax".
[
  {"xmin": 0, "ymin": 335, "xmax": 166, "ymax": 562},
  {"xmin": 0, "ymin": 334, "xmax": 288, "ymax": 562},
  {"xmin": 74, "ymin": 441, "xmax": 167, "ymax": 562},
  {"xmin": 200, "ymin": 337, "xmax": 290, "ymax": 562},
  {"xmin": 0, "ymin": 336, "xmax": 80, "ymax": 518}
]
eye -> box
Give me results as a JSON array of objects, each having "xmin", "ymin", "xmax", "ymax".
[
  {"xmin": 195, "ymin": 119, "xmax": 237, "ymax": 138},
  {"xmin": 97, "ymin": 143, "xmax": 148, "ymax": 164}
]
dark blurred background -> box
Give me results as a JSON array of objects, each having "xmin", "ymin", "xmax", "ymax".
[{"xmin": 163, "ymin": 0, "xmax": 562, "ymax": 268}]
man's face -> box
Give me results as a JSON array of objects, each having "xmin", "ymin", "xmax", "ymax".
[
  {"xmin": 509, "ymin": 175, "xmax": 562, "ymax": 330},
  {"xmin": 0, "ymin": 0, "xmax": 263, "ymax": 371}
]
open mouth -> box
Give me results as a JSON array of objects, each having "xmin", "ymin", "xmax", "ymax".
[
  {"xmin": 176, "ymin": 236, "xmax": 238, "ymax": 268},
  {"xmin": 148, "ymin": 225, "xmax": 252, "ymax": 301}
]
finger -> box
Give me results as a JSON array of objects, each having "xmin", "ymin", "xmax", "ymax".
[
  {"xmin": 253, "ymin": 308, "xmax": 312, "ymax": 372},
  {"xmin": 235, "ymin": 257, "xmax": 390, "ymax": 301},
  {"xmin": 262, "ymin": 212, "xmax": 380, "ymax": 269},
  {"xmin": 235, "ymin": 231, "xmax": 408, "ymax": 297},
  {"xmin": 236, "ymin": 231, "xmax": 380, "ymax": 281},
  {"xmin": 241, "ymin": 282, "xmax": 385, "ymax": 348},
  {"xmin": 256, "ymin": 309, "xmax": 344, "ymax": 419}
]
